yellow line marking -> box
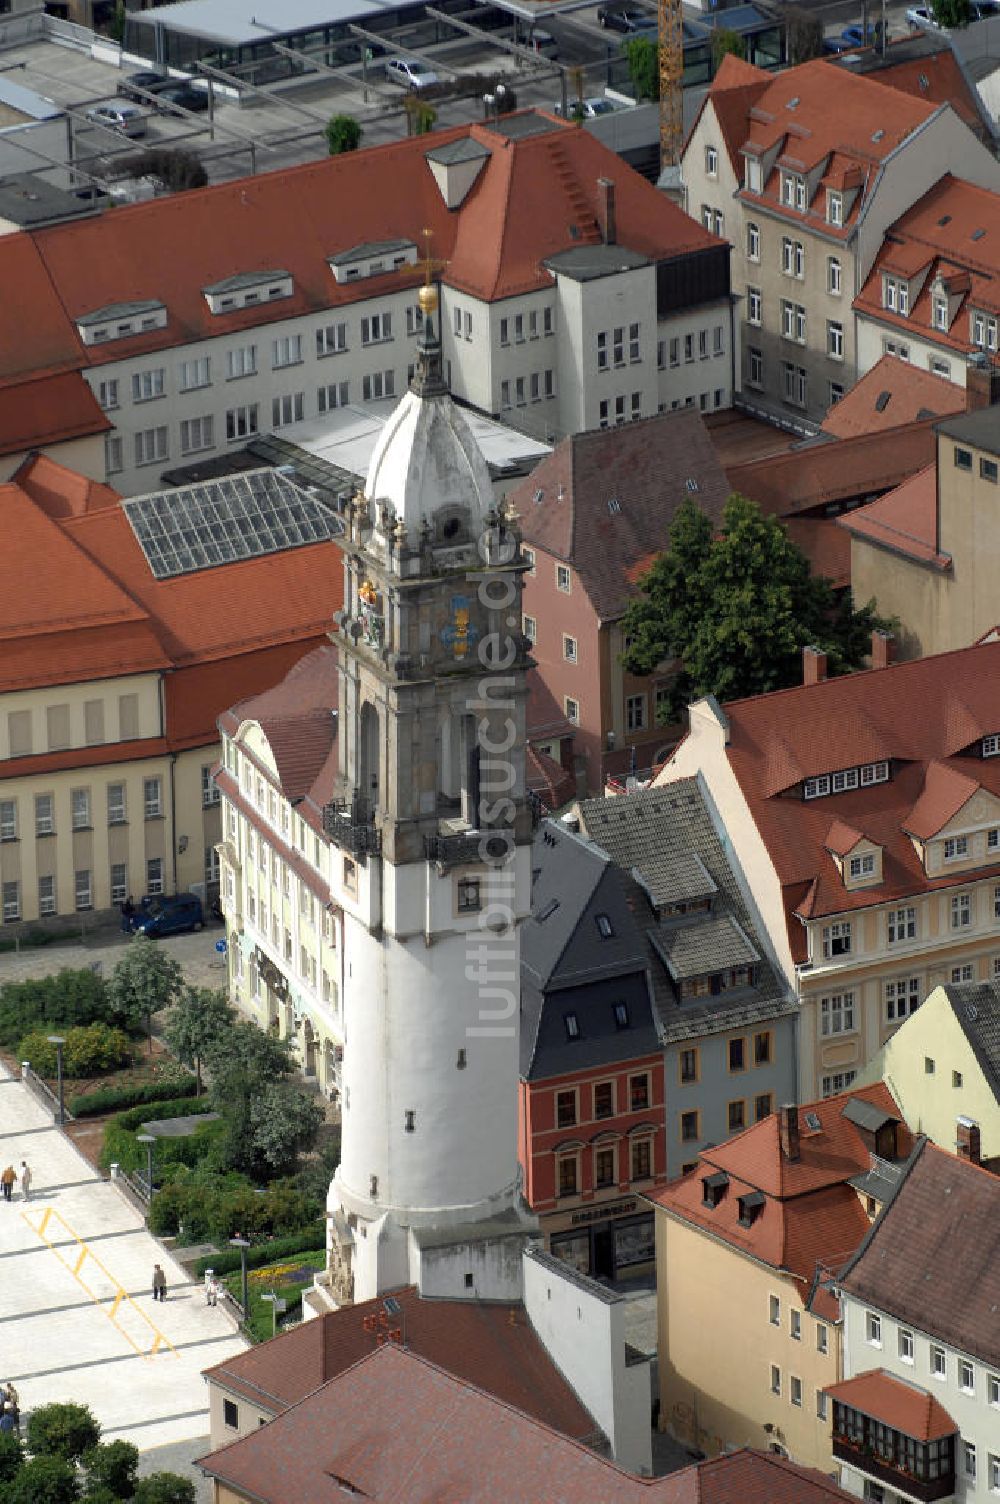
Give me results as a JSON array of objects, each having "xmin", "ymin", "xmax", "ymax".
[{"xmin": 21, "ymin": 1207, "xmax": 177, "ymax": 1361}]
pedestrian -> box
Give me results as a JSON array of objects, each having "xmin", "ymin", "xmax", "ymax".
[
  {"xmin": 152, "ymin": 1263, "xmax": 167, "ymax": 1302},
  {"xmin": 121, "ymin": 894, "xmax": 135, "ymax": 934},
  {"xmin": 0, "ymin": 1411, "xmax": 14, "ymax": 1434},
  {"xmin": 205, "ymin": 1275, "xmax": 219, "ymax": 1307},
  {"xmin": 0, "ymin": 1166, "xmax": 14, "ymax": 1203},
  {"xmin": 4, "ymin": 1383, "xmax": 18, "ymax": 1414},
  {"xmin": 18, "ymin": 1162, "xmax": 30, "ymax": 1202}
]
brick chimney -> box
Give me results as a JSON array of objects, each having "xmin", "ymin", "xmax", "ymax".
[
  {"xmin": 956, "ymin": 1117, "xmax": 982, "ymax": 1166},
  {"xmin": 802, "ymin": 646, "xmax": 827, "ymax": 685},
  {"xmin": 871, "ymin": 629, "xmax": 896, "ymax": 670},
  {"xmin": 779, "ymin": 1103, "xmax": 800, "ymax": 1162},
  {"xmin": 965, "ymin": 355, "xmax": 1000, "ymax": 411},
  {"xmin": 597, "ymin": 177, "xmax": 617, "ymax": 246}
]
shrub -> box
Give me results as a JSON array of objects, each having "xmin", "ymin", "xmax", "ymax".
[
  {"xmin": 194, "ymin": 1227, "xmax": 328, "ymax": 1278},
  {"xmin": 325, "ymin": 113, "xmax": 362, "ymax": 153},
  {"xmin": 71, "ymin": 1077, "xmax": 196, "ymax": 1119},
  {"xmin": 6, "ymin": 1454, "xmax": 79, "ymax": 1504},
  {"xmin": 99, "ymin": 1098, "xmax": 213, "ymax": 1174},
  {"xmin": 26, "ymin": 1402, "xmax": 101, "ymax": 1462},
  {"xmin": 148, "ymin": 1171, "xmax": 319, "ymax": 1244},
  {"xmin": 133, "ymin": 1473, "xmax": 196, "ymax": 1504},
  {"xmin": 0, "ymin": 1430, "xmax": 23, "ymax": 1482},
  {"xmin": 0, "ymin": 970, "xmax": 110, "ymax": 1046},
  {"xmin": 82, "ymin": 1440, "xmax": 138, "ymax": 1500},
  {"xmin": 20, "ymin": 1022, "xmax": 134, "ymax": 1079},
  {"xmin": 623, "ymin": 34, "xmax": 658, "ymax": 100}
]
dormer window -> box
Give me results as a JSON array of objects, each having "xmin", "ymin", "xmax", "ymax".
[
  {"xmin": 804, "ymin": 761, "xmax": 889, "ymax": 800},
  {"xmin": 738, "ymin": 1190, "xmax": 765, "ymax": 1227},
  {"xmin": 849, "ymin": 853, "xmax": 875, "ymax": 879},
  {"xmin": 329, "ymin": 239, "xmax": 417, "ymax": 286},
  {"xmin": 203, "ymin": 271, "xmax": 293, "ymax": 315},
  {"xmin": 702, "ymin": 1170, "xmax": 729, "ymax": 1208},
  {"xmin": 972, "ymin": 311, "xmax": 999, "ymax": 352},
  {"xmin": 932, "ymin": 295, "xmax": 949, "ymax": 331},
  {"xmin": 76, "ymin": 299, "xmax": 167, "ymax": 347},
  {"xmin": 884, "ymin": 276, "xmax": 909, "ymax": 316},
  {"xmin": 943, "ymin": 835, "xmax": 968, "ymax": 861},
  {"xmin": 827, "ymin": 192, "xmax": 843, "ymax": 227},
  {"xmin": 983, "ymin": 735, "xmax": 1000, "ymax": 758},
  {"xmin": 745, "ymin": 156, "xmax": 762, "ymax": 194}
]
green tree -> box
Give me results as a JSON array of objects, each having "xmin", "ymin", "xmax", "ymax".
[
  {"xmin": 930, "ymin": 0, "xmax": 971, "ymax": 23},
  {"xmin": 325, "ymin": 113, "xmax": 362, "ymax": 154},
  {"xmin": 108, "ymin": 0, "xmax": 126, "ymax": 43},
  {"xmin": 247, "ymin": 1082, "xmax": 325, "ymax": 1178},
  {"xmin": 404, "ymin": 95, "xmax": 437, "ymax": 135},
  {"xmin": 164, "ymin": 987, "xmax": 234, "ymax": 1095},
  {"xmin": 206, "ymin": 1021, "xmax": 302, "ymax": 1177},
  {"xmin": 26, "ymin": 1403, "xmax": 101, "ymax": 1464},
  {"xmin": 711, "ymin": 26, "xmax": 746, "ymax": 68},
  {"xmin": 785, "ymin": 5, "xmax": 824, "ymax": 60},
  {"xmin": 6, "ymin": 1455, "xmax": 79, "ymax": 1504},
  {"xmin": 0, "ymin": 1430, "xmax": 23, "ymax": 1483},
  {"xmin": 623, "ymin": 34, "xmax": 659, "ymax": 100},
  {"xmin": 132, "ymin": 1471, "xmax": 197, "ymax": 1504},
  {"xmin": 122, "ymin": 148, "xmax": 208, "ymax": 193},
  {"xmin": 621, "ymin": 494, "xmax": 892, "ymax": 720},
  {"xmin": 82, "ymin": 1441, "xmax": 138, "ymax": 1500},
  {"xmin": 107, "ymin": 938, "xmax": 184, "ymax": 1035}
]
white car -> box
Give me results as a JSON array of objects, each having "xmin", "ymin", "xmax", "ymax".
[
  {"xmin": 906, "ymin": 4, "xmax": 940, "ymax": 25},
  {"xmin": 384, "ymin": 57, "xmax": 439, "ymax": 90},
  {"xmin": 85, "ymin": 103, "xmax": 148, "ymax": 138}
]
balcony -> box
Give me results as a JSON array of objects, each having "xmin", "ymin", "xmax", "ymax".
[
  {"xmin": 323, "ymin": 793, "xmax": 381, "ymax": 861},
  {"xmin": 832, "ymin": 1437, "xmax": 954, "ymax": 1503},
  {"xmin": 829, "ymin": 1381, "xmax": 956, "ymax": 1504}
]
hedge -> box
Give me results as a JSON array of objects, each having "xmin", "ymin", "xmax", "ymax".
[
  {"xmin": 0, "ymin": 970, "xmax": 111, "ymax": 1047},
  {"xmin": 100, "ymin": 1097, "xmax": 217, "ymax": 1174},
  {"xmin": 72, "ymin": 1077, "xmax": 197, "ymax": 1119},
  {"xmin": 19, "ymin": 1023, "xmax": 131, "ymax": 1079},
  {"xmin": 148, "ymin": 1173, "xmax": 318, "ymax": 1245},
  {"xmin": 194, "ymin": 1229, "xmax": 328, "ymax": 1278}
]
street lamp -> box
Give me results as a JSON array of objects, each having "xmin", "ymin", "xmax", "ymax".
[
  {"xmin": 46, "ymin": 1036, "xmax": 65, "ymax": 1126},
  {"xmin": 260, "ymin": 1290, "xmax": 287, "ymax": 1340},
  {"xmin": 136, "ymin": 1132, "xmax": 156, "ymax": 1201},
  {"xmin": 229, "ymin": 1235, "xmax": 251, "ymax": 1321}
]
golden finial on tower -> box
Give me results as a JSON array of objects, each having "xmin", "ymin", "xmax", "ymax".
[{"xmin": 417, "ymin": 228, "xmax": 447, "ymax": 315}]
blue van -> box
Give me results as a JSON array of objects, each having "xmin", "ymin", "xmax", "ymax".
[{"xmin": 130, "ymin": 893, "xmax": 204, "ymax": 937}]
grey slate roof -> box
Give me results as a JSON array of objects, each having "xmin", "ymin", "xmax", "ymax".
[
  {"xmin": 651, "ymin": 914, "xmax": 758, "ymax": 982},
  {"xmin": 328, "ymin": 238, "xmax": 414, "ymax": 267},
  {"xmin": 544, "ymin": 245, "xmax": 650, "ymax": 282},
  {"xmin": 202, "ymin": 269, "xmax": 290, "ymax": 295},
  {"xmin": 936, "ymin": 407, "xmax": 1000, "ymax": 458},
  {"xmin": 576, "ymin": 781, "xmax": 796, "ymax": 1044},
  {"xmin": 842, "ymin": 1096, "xmax": 898, "ymax": 1133},
  {"xmin": 942, "ymin": 979, "xmax": 1000, "ymax": 1102},
  {"xmin": 634, "ymin": 847, "xmax": 716, "ymax": 909},
  {"xmin": 425, "ymin": 138, "xmax": 491, "ymax": 166},
  {"xmin": 76, "ymin": 299, "xmax": 164, "ymax": 326}
]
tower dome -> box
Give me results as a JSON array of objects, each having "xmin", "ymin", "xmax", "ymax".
[{"xmin": 364, "ymin": 301, "xmax": 493, "ymax": 539}]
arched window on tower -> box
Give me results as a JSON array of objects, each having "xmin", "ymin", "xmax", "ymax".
[{"xmin": 359, "ymin": 702, "xmax": 380, "ymax": 810}]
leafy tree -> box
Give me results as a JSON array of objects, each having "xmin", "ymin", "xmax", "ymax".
[
  {"xmin": 164, "ymin": 987, "xmax": 235, "ymax": 1095},
  {"xmin": 325, "ymin": 113, "xmax": 362, "ymax": 154},
  {"xmin": 82, "ymin": 1487, "xmax": 120, "ymax": 1504},
  {"xmin": 0, "ymin": 1430, "xmax": 23, "ymax": 1482},
  {"xmin": 711, "ymin": 27, "xmax": 746, "ymax": 67},
  {"xmin": 82, "ymin": 1441, "xmax": 138, "ymax": 1500},
  {"xmin": 621, "ymin": 494, "xmax": 892, "ymax": 720},
  {"xmin": 108, "ymin": 1, "xmax": 126, "ymax": 43},
  {"xmin": 930, "ymin": 0, "xmax": 970, "ymax": 23},
  {"xmin": 6, "ymin": 1455, "xmax": 80, "ymax": 1504},
  {"xmin": 121, "ymin": 148, "xmax": 208, "ymax": 193},
  {"xmin": 132, "ymin": 1471, "xmax": 197, "ymax": 1504},
  {"xmin": 247, "ymin": 1082, "xmax": 325, "ymax": 1178},
  {"xmin": 206, "ymin": 1021, "xmax": 302, "ymax": 1176},
  {"xmin": 785, "ymin": 5, "xmax": 824, "ymax": 60},
  {"xmin": 403, "ymin": 96, "xmax": 437, "ymax": 135},
  {"xmin": 0, "ymin": 970, "xmax": 109, "ymax": 1047},
  {"xmin": 623, "ymin": 34, "xmax": 659, "ymax": 100},
  {"xmin": 107, "ymin": 939, "xmax": 184, "ymax": 1035},
  {"xmin": 26, "ymin": 1403, "xmax": 101, "ymax": 1464}
]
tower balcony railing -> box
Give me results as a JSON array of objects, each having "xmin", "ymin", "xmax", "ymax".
[{"xmin": 323, "ymin": 794, "xmax": 381, "ymax": 860}]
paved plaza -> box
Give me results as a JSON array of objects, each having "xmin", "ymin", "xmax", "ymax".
[{"xmin": 0, "ymin": 1056, "xmax": 247, "ymax": 1455}]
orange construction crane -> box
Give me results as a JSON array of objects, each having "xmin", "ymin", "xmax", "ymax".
[{"xmin": 658, "ymin": 0, "xmax": 684, "ymax": 183}]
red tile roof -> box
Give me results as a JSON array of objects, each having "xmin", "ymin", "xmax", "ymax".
[
  {"xmin": 902, "ymin": 758, "xmax": 981, "ymax": 839},
  {"xmin": 727, "ymin": 423, "xmax": 938, "ymax": 519},
  {"xmin": 837, "ymin": 463, "xmax": 948, "ymax": 569},
  {"xmin": 825, "ymin": 1370, "xmax": 957, "ymax": 1441},
  {"xmin": 202, "ymin": 1286, "xmax": 596, "ymax": 1441},
  {"xmin": 856, "ymin": 174, "xmax": 1000, "ymax": 352},
  {"xmin": 693, "ymin": 54, "xmax": 771, "ymax": 175},
  {"xmin": 14, "ymin": 452, "xmax": 120, "ymax": 517},
  {"xmin": 839, "ymin": 1140, "xmax": 1000, "ymax": 1369},
  {"xmin": 510, "ymin": 411, "xmax": 731, "ymax": 621},
  {"xmin": 824, "ymin": 818, "xmax": 865, "ymax": 856},
  {"xmin": 831, "ymin": 36, "xmax": 990, "ymax": 137},
  {"xmin": 649, "ymin": 1084, "xmax": 902, "ymax": 1314},
  {"xmin": 0, "ymin": 371, "xmax": 109, "ymax": 457},
  {"xmin": 7, "ymin": 115, "xmax": 719, "ymax": 392},
  {"xmin": 782, "ymin": 515, "xmax": 852, "ymax": 589},
  {"xmin": 198, "ymin": 1344, "xmax": 857, "ymax": 1504},
  {"xmin": 732, "ymin": 61, "xmax": 937, "ymax": 239},
  {"xmin": 527, "ymin": 743, "xmax": 577, "ymax": 811},
  {"xmin": 820, "ymin": 356, "xmax": 965, "ymax": 440},
  {"xmin": 684, "ymin": 640, "xmax": 1000, "ymax": 934}
]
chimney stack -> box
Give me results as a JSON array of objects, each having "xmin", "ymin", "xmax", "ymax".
[
  {"xmin": 956, "ymin": 1117, "xmax": 981, "ymax": 1166},
  {"xmin": 597, "ymin": 177, "xmax": 617, "ymax": 246},
  {"xmin": 802, "ymin": 645, "xmax": 828, "ymax": 685},
  {"xmin": 965, "ymin": 354, "xmax": 1000, "ymax": 412},
  {"xmin": 779, "ymin": 1103, "xmax": 800, "ymax": 1162},
  {"xmin": 871, "ymin": 629, "xmax": 896, "ymax": 671}
]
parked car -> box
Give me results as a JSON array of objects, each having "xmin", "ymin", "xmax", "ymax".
[
  {"xmin": 906, "ymin": 4, "xmax": 940, "ymax": 25},
  {"xmin": 117, "ymin": 69, "xmax": 166, "ymax": 102},
  {"xmin": 153, "ymin": 83, "xmax": 210, "ymax": 116},
  {"xmin": 85, "ymin": 103, "xmax": 147, "ymax": 138},
  {"xmin": 525, "ymin": 26, "xmax": 559, "ymax": 57},
  {"xmin": 384, "ymin": 57, "xmax": 439, "ymax": 90},
  {"xmin": 128, "ymin": 893, "xmax": 205, "ymax": 938},
  {"xmin": 553, "ymin": 96, "xmax": 616, "ymax": 118},
  {"xmin": 823, "ymin": 22, "xmax": 883, "ymax": 50},
  {"xmin": 597, "ymin": 3, "xmax": 655, "ymax": 32}
]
